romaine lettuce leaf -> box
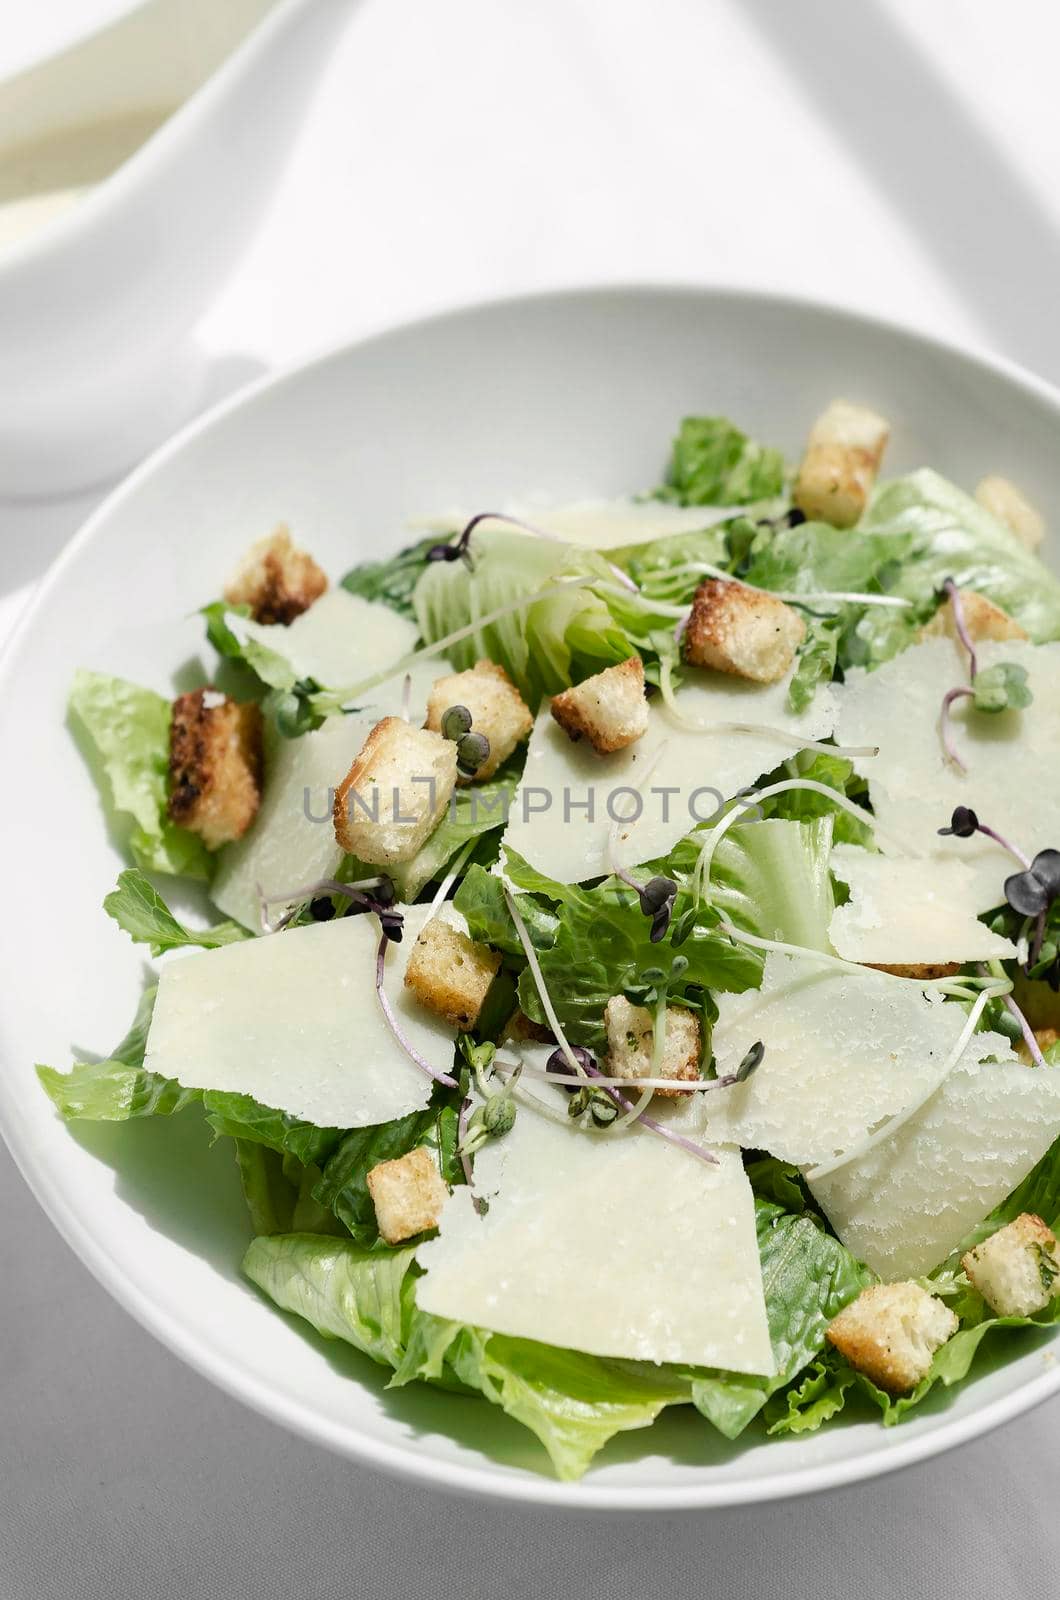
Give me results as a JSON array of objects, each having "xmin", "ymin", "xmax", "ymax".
[
  {"xmin": 104, "ymin": 867, "xmax": 251, "ymax": 956},
  {"xmin": 340, "ymin": 535, "xmax": 439, "ymax": 619},
  {"xmin": 388, "ymin": 768, "xmax": 519, "ymax": 901},
  {"xmin": 244, "ymin": 1232, "xmax": 690, "ymax": 1478},
  {"xmin": 860, "ymin": 469, "xmax": 1060, "ymax": 645},
  {"xmin": 68, "ymin": 670, "xmax": 211, "ymax": 879},
  {"xmin": 657, "ymin": 416, "xmax": 787, "ymax": 506},
  {"xmin": 412, "ymin": 531, "xmax": 632, "ymax": 707},
  {"xmin": 310, "ymin": 1103, "xmax": 461, "ymax": 1247},
  {"xmin": 395, "ymin": 1314, "xmax": 691, "ymax": 1481},
  {"xmin": 689, "ymin": 1200, "xmax": 871, "ymax": 1438},
  {"xmin": 36, "ymin": 984, "xmax": 197, "ymax": 1122},
  {"xmin": 466, "ymin": 847, "xmax": 761, "ymax": 1051},
  {"xmin": 243, "ymin": 1233, "xmax": 417, "ymax": 1371}
]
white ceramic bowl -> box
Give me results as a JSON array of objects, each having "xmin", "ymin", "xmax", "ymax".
[{"xmin": 3, "ymin": 286, "xmax": 1060, "ymax": 1510}]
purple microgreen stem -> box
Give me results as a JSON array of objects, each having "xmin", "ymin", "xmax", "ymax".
[
  {"xmin": 581, "ymin": 1061, "xmax": 719, "ymax": 1166},
  {"xmin": 939, "ymin": 684, "xmax": 975, "ymax": 772},
  {"xmin": 943, "ymin": 579, "xmax": 978, "ymax": 681},
  {"xmin": 979, "ymin": 963, "xmax": 1047, "ymax": 1068},
  {"xmin": 375, "ymin": 929, "xmax": 459, "ymax": 1089},
  {"xmin": 257, "ymin": 874, "xmax": 386, "ymax": 933}
]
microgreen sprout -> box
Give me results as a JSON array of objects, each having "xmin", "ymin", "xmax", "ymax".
[
  {"xmin": 439, "ymin": 701, "xmax": 491, "ymax": 777},
  {"xmin": 256, "ymin": 874, "xmax": 390, "ymax": 934},
  {"xmin": 936, "ymin": 806, "xmax": 1059, "ymax": 968},
  {"xmin": 375, "ymin": 929, "xmax": 458, "ymax": 1090},
  {"xmin": 546, "ymin": 1045, "xmax": 597, "ymax": 1094},
  {"xmin": 609, "ymin": 869, "xmax": 678, "ymax": 942},
  {"xmin": 937, "ymin": 580, "xmax": 1033, "ymax": 771},
  {"xmin": 579, "ymin": 1059, "xmax": 720, "ymax": 1166},
  {"xmin": 979, "ymin": 962, "xmax": 1048, "ymax": 1068},
  {"xmin": 734, "ymin": 1040, "xmax": 765, "ymax": 1082}
]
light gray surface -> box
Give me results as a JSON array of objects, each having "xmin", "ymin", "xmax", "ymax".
[{"xmin": 5, "ymin": 0, "xmax": 1060, "ymax": 1591}]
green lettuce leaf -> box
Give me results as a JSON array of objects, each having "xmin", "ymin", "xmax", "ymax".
[
  {"xmin": 763, "ymin": 1354, "xmax": 858, "ymax": 1436},
  {"xmin": 756, "ymin": 749, "xmax": 874, "ymax": 847},
  {"xmin": 669, "ymin": 815, "xmax": 836, "ymax": 955},
  {"xmin": 412, "ymin": 531, "xmax": 632, "ymax": 708},
  {"xmin": 104, "ymin": 868, "xmax": 251, "ymax": 956},
  {"xmin": 37, "ymin": 984, "xmax": 197, "ymax": 1122},
  {"xmin": 68, "ymin": 670, "xmax": 211, "ymax": 879},
  {"xmin": 657, "ymin": 416, "xmax": 786, "ymax": 506},
  {"xmin": 395, "ymin": 1314, "xmax": 691, "ymax": 1481},
  {"xmin": 689, "ymin": 1200, "xmax": 872, "ymax": 1438},
  {"xmin": 340, "ymin": 535, "xmax": 438, "ymax": 619},
  {"xmin": 788, "ymin": 614, "xmax": 842, "ymax": 713},
  {"xmin": 388, "ymin": 768, "xmax": 520, "ymax": 901},
  {"xmin": 234, "ymin": 1144, "xmax": 344, "ymax": 1237},
  {"xmin": 310, "ymin": 1103, "xmax": 460, "ymax": 1247},
  {"xmin": 201, "ymin": 602, "xmax": 300, "ymax": 692},
  {"xmin": 491, "ymin": 849, "xmax": 761, "ymax": 1051},
  {"xmin": 244, "ymin": 1232, "xmax": 689, "ymax": 1479},
  {"xmin": 243, "ymin": 1233, "xmax": 418, "ymax": 1370},
  {"xmin": 860, "ymin": 469, "xmax": 1060, "ymax": 646}
]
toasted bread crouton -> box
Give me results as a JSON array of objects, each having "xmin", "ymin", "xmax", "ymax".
[
  {"xmin": 976, "ymin": 475, "xmax": 1045, "ymax": 552},
  {"xmin": 1017, "ymin": 1027, "xmax": 1058, "ymax": 1067},
  {"xmin": 865, "ymin": 962, "xmax": 962, "ymax": 981},
  {"xmin": 425, "ymin": 660, "xmax": 533, "ymax": 780},
  {"xmin": 550, "ymin": 656, "xmax": 648, "ymax": 754},
  {"xmin": 404, "ymin": 917, "xmax": 502, "ymax": 1029},
  {"xmin": 366, "ymin": 1145, "xmax": 449, "ymax": 1244},
  {"xmin": 683, "ymin": 577, "xmax": 805, "ymax": 684},
  {"xmin": 223, "ymin": 525, "xmax": 327, "ymax": 625},
  {"xmin": 501, "ymin": 1010, "xmax": 555, "ymax": 1045},
  {"xmin": 793, "ymin": 400, "xmax": 890, "ymax": 528},
  {"xmin": 826, "ymin": 1282, "xmax": 957, "ymax": 1394},
  {"xmin": 334, "ymin": 717, "xmax": 458, "ymax": 865},
  {"xmin": 604, "ymin": 995, "xmax": 700, "ymax": 1098},
  {"xmin": 167, "ymin": 689, "xmax": 264, "ymax": 849},
  {"xmin": 920, "ymin": 588, "xmax": 1027, "ymax": 645},
  {"xmin": 962, "ymin": 1213, "xmax": 1060, "ymax": 1318}
]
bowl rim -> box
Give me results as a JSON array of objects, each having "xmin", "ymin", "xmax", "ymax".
[{"xmin": 5, "ymin": 279, "xmax": 1060, "ymax": 1510}]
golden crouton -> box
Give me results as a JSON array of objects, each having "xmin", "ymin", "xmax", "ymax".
[
  {"xmin": 865, "ymin": 962, "xmax": 961, "ymax": 981},
  {"xmin": 550, "ymin": 657, "xmax": 649, "ymax": 753},
  {"xmin": 333, "ymin": 717, "xmax": 458, "ymax": 865},
  {"xmin": 366, "ymin": 1145, "xmax": 449, "ymax": 1245},
  {"xmin": 425, "ymin": 659, "xmax": 533, "ymax": 781},
  {"xmin": 920, "ymin": 589, "xmax": 1027, "ymax": 645},
  {"xmin": 404, "ymin": 917, "xmax": 502, "ymax": 1029},
  {"xmin": 604, "ymin": 995, "xmax": 700, "ymax": 1098},
  {"xmin": 501, "ymin": 1010, "xmax": 555, "ymax": 1045},
  {"xmin": 683, "ymin": 578, "xmax": 805, "ymax": 684},
  {"xmin": 223, "ymin": 525, "xmax": 327, "ymax": 625},
  {"xmin": 975, "ymin": 475, "xmax": 1045, "ymax": 552},
  {"xmin": 167, "ymin": 688, "xmax": 264, "ymax": 849},
  {"xmin": 1017, "ymin": 1027, "xmax": 1058, "ymax": 1067},
  {"xmin": 962, "ymin": 1213, "xmax": 1060, "ymax": 1318},
  {"xmin": 793, "ymin": 400, "xmax": 890, "ymax": 528},
  {"xmin": 826, "ymin": 1282, "xmax": 958, "ymax": 1394}
]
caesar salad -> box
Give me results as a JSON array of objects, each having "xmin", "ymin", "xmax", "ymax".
[{"xmin": 39, "ymin": 400, "xmax": 1060, "ymax": 1478}]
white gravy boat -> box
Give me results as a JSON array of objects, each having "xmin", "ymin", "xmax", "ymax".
[{"xmin": 0, "ymin": 0, "xmax": 355, "ymax": 498}]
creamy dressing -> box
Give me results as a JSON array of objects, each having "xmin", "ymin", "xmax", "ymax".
[{"xmin": 0, "ymin": 108, "xmax": 171, "ymax": 253}]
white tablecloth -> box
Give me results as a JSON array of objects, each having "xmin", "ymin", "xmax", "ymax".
[{"xmin": 4, "ymin": 1, "xmax": 1060, "ymax": 1592}]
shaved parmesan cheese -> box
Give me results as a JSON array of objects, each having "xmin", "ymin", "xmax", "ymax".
[
  {"xmin": 811, "ymin": 1040, "xmax": 1060, "ymax": 1279},
  {"xmin": 836, "ymin": 638, "xmax": 1060, "ymax": 864},
  {"xmin": 416, "ymin": 1068, "xmax": 773, "ymax": 1373},
  {"xmin": 705, "ymin": 953, "xmax": 979, "ymax": 1167},
  {"xmin": 829, "ymin": 845, "xmax": 1015, "ymax": 965},
  {"xmin": 424, "ymin": 498, "xmax": 740, "ymax": 552},
  {"xmin": 211, "ymin": 712, "xmax": 377, "ymax": 930},
  {"xmin": 237, "ymin": 588, "xmax": 419, "ymax": 690},
  {"xmin": 502, "ymin": 668, "xmax": 836, "ymax": 884},
  {"xmin": 212, "ymin": 670, "xmax": 438, "ymax": 931},
  {"xmin": 144, "ymin": 905, "xmax": 459, "ymax": 1129}
]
